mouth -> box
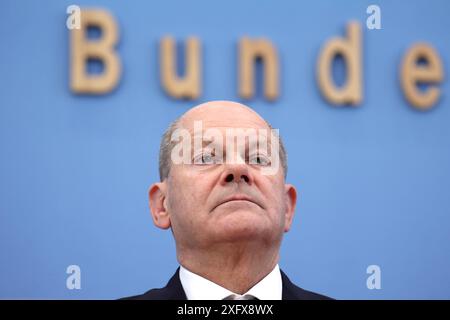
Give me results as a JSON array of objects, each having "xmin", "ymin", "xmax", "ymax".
[{"xmin": 213, "ymin": 194, "xmax": 263, "ymax": 211}]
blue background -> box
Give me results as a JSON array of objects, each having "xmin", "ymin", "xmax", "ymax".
[{"xmin": 1, "ymin": 0, "xmax": 449, "ymax": 299}]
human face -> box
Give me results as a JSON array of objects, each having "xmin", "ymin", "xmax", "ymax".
[{"xmin": 150, "ymin": 102, "xmax": 297, "ymax": 250}]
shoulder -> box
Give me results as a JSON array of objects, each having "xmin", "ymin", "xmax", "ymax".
[
  {"xmin": 120, "ymin": 268, "xmax": 187, "ymax": 300},
  {"xmin": 280, "ymin": 269, "xmax": 333, "ymax": 300},
  {"xmin": 121, "ymin": 287, "xmax": 181, "ymax": 300},
  {"xmin": 121, "ymin": 267, "xmax": 332, "ymax": 300}
]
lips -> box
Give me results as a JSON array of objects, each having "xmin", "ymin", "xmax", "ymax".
[{"xmin": 213, "ymin": 194, "xmax": 263, "ymax": 211}]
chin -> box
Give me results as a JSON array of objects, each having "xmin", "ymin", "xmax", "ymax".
[{"xmin": 212, "ymin": 212, "xmax": 270, "ymax": 241}]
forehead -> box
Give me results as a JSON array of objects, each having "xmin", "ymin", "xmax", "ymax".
[{"xmin": 179, "ymin": 103, "xmax": 270, "ymax": 131}]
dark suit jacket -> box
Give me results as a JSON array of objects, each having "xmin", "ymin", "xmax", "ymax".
[{"xmin": 123, "ymin": 268, "xmax": 331, "ymax": 300}]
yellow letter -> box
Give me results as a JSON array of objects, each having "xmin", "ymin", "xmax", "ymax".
[
  {"xmin": 400, "ymin": 43, "xmax": 444, "ymax": 110},
  {"xmin": 239, "ymin": 37, "xmax": 279, "ymax": 101},
  {"xmin": 160, "ymin": 36, "xmax": 201, "ymax": 100},
  {"xmin": 317, "ymin": 22, "xmax": 362, "ymax": 106},
  {"xmin": 70, "ymin": 9, "xmax": 121, "ymax": 94}
]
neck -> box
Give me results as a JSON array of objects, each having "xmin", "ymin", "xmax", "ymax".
[{"xmin": 177, "ymin": 241, "xmax": 280, "ymax": 294}]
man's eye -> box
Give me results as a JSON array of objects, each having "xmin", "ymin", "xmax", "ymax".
[
  {"xmin": 249, "ymin": 154, "xmax": 271, "ymax": 166},
  {"xmin": 193, "ymin": 153, "xmax": 216, "ymax": 165}
]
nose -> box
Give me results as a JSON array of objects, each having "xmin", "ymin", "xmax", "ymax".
[{"xmin": 220, "ymin": 163, "xmax": 254, "ymax": 185}]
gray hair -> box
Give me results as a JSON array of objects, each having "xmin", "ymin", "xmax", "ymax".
[{"xmin": 158, "ymin": 117, "xmax": 288, "ymax": 181}]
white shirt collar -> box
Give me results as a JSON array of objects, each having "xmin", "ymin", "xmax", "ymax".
[{"xmin": 179, "ymin": 264, "xmax": 282, "ymax": 300}]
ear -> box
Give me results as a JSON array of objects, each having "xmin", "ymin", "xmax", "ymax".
[
  {"xmin": 283, "ymin": 184, "xmax": 297, "ymax": 233},
  {"xmin": 149, "ymin": 182, "xmax": 171, "ymax": 229}
]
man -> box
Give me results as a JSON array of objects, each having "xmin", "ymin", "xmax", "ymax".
[{"xmin": 125, "ymin": 100, "xmax": 330, "ymax": 300}]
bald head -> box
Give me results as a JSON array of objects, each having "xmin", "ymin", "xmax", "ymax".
[
  {"xmin": 179, "ymin": 101, "xmax": 265, "ymax": 126},
  {"xmin": 158, "ymin": 100, "xmax": 287, "ymax": 181}
]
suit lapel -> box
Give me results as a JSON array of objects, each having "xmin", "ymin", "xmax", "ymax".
[
  {"xmin": 162, "ymin": 267, "xmax": 187, "ymax": 299},
  {"xmin": 281, "ymin": 269, "xmax": 300, "ymax": 299}
]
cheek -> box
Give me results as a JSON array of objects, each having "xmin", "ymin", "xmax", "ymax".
[
  {"xmin": 167, "ymin": 171, "xmax": 211, "ymax": 216},
  {"xmin": 167, "ymin": 182, "xmax": 191, "ymax": 214},
  {"xmin": 261, "ymin": 179, "xmax": 287, "ymax": 222}
]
